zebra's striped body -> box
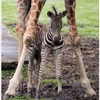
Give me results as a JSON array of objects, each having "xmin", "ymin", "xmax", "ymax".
[{"xmin": 27, "ymin": 6, "xmax": 67, "ymax": 96}]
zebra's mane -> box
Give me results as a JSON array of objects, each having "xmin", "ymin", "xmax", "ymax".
[{"xmin": 52, "ymin": 6, "xmax": 58, "ymax": 15}]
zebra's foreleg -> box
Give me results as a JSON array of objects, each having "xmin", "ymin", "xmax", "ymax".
[
  {"xmin": 35, "ymin": 46, "xmax": 50, "ymax": 98},
  {"xmin": 54, "ymin": 49, "xmax": 63, "ymax": 93}
]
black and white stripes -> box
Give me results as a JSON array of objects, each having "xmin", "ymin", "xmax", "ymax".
[
  {"xmin": 44, "ymin": 28, "xmax": 64, "ymax": 51},
  {"xmin": 27, "ymin": 6, "xmax": 67, "ymax": 97}
]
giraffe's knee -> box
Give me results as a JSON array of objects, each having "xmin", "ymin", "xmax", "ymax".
[
  {"xmin": 23, "ymin": 29, "xmax": 36, "ymax": 47},
  {"xmin": 16, "ymin": 23, "xmax": 25, "ymax": 37}
]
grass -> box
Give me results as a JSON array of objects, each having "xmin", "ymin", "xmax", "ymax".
[
  {"xmin": 2, "ymin": 0, "xmax": 99, "ymax": 38},
  {"xmin": 8, "ymin": 96, "xmax": 50, "ymax": 100},
  {"xmin": 2, "ymin": 65, "xmax": 28, "ymax": 79},
  {"xmin": 75, "ymin": 79, "xmax": 95, "ymax": 84}
]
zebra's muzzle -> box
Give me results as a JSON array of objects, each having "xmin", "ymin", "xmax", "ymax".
[{"xmin": 53, "ymin": 36, "xmax": 61, "ymax": 44}]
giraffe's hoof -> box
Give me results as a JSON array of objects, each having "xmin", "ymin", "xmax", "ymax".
[
  {"xmin": 57, "ymin": 89, "xmax": 63, "ymax": 95},
  {"xmin": 57, "ymin": 90, "xmax": 65, "ymax": 100},
  {"xmin": 84, "ymin": 89, "xmax": 96, "ymax": 97},
  {"xmin": 3, "ymin": 94, "xmax": 15, "ymax": 100}
]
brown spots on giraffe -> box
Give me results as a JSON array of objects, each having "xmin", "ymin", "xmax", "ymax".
[
  {"xmin": 16, "ymin": 24, "xmax": 20, "ymax": 36},
  {"xmin": 36, "ymin": 10, "xmax": 40, "ymax": 18},
  {"xmin": 71, "ymin": 18, "xmax": 76, "ymax": 26},
  {"xmin": 70, "ymin": 31, "xmax": 78, "ymax": 39},
  {"xmin": 67, "ymin": 20, "xmax": 71, "ymax": 25},
  {"xmin": 34, "ymin": 0, "xmax": 38, "ymax": 4},
  {"xmin": 33, "ymin": 19, "xmax": 37, "ymax": 25},
  {"xmin": 72, "ymin": 27, "xmax": 77, "ymax": 32},
  {"xmin": 68, "ymin": 0, "xmax": 76, "ymax": 5},
  {"xmin": 30, "ymin": 21, "xmax": 35, "ymax": 27},
  {"xmin": 17, "ymin": 0, "xmax": 23, "ymax": 3},
  {"xmin": 67, "ymin": 14, "xmax": 71, "ymax": 20},
  {"xmin": 19, "ymin": 3, "xmax": 23, "ymax": 7},
  {"xmin": 16, "ymin": 23, "xmax": 25, "ymax": 37},
  {"xmin": 30, "ymin": 10, "xmax": 39, "ymax": 20},
  {"xmin": 38, "ymin": 0, "xmax": 42, "ymax": 10},
  {"xmin": 69, "ymin": 7, "xmax": 75, "ymax": 17}
]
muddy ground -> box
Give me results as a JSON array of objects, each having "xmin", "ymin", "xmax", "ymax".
[{"xmin": 2, "ymin": 36, "xmax": 99, "ymax": 100}]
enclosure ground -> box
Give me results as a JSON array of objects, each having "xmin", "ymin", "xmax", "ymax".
[{"xmin": 2, "ymin": 36, "xmax": 99, "ymax": 100}]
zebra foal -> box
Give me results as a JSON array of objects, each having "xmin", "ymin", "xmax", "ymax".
[{"xmin": 27, "ymin": 6, "xmax": 67, "ymax": 97}]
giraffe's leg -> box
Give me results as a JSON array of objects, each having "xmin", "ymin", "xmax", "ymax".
[
  {"xmin": 4, "ymin": 0, "xmax": 46, "ymax": 99},
  {"xmin": 16, "ymin": 0, "xmax": 31, "ymax": 61},
  {"xmin": 4, "ymin": 45, "xmax": 28, "ymax": 100},
  {"xmin": 64, "ymin": 0, "xmax": 96, "ymax": 97},
  {"xmin": 54, "ymin": 49, "xmax": 63, "ymax": 94},
  {"xmin": 35, "ymin": 46, "xmax": 50, "ymax": 99},
  {"xmin": 15, "ymin": 0, "xmax": 31, "ymax": 95},
  {"xmin": 4, "ymin": 0, "xmax": 29, "ymax": 96},
  {"xmin": 23, "ymin": 0, "xmax": 46, "ymax": 48}
]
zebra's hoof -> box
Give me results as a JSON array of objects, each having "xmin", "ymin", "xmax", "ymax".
[
  {"xmin": 35, "ymin": 93, "xmax": 40, "ymax": 100},
  {"xmin": 35, "ymin": 95, "xmax": 40, "ymax": 99},
  {"xmin": 35, "ymin": 98, "xmax": 39, "ymax": 100},
  {"xmin": 3, "ymin": 94, "xmax": 15, "ymax": 100},
  {"xmin": 27, "ymin": 91, "xmax": 32, "ymax": 97}
]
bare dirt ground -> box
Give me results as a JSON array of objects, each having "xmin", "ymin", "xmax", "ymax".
[{"xmin": 2, "ymin": 35, "xmax": 99, "ymax": 100}]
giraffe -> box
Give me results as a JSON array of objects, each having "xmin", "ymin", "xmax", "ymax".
[{"xmin": 4, "ymin": 0, "xmax": 96, "ymax": 99}]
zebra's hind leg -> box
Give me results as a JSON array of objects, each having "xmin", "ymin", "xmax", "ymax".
[
  {"xmin": 33, "ymin": 56, "xmax": 41, "ymax": 89},
  {"xmin": 28, "ymin": 59, "xmax": 40, "ymax": 97},
  {"xmin": 27, "ymin": 47, "xmax": 36, "ymax": 96},
  {"xmin": 27, "ymin": 60, "xmax": 34, "ymax": 96},
  {"xmin": 35, "ymin": 46, "xmax": 50, "ymax": 99},
  {"xmin": 54, "ymin": 49, "xmax": 63, "ymax": 94},
  {"xmin": 33, "ymin": 49, "xmax": 41, "ymax": 89}
]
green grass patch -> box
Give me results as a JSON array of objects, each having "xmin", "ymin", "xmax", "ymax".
[
  {"xmin": 75, "ymin": 79, "xmax": 95, "ymax": 84},
  {"xmin": 8, "ymin": 96, "xmax": 49, "ymax": 100},
  {"xmin": 2, "ymin": 69, "xmax": 15, "ymax": 79},
  {"xmin": 42, "ymin": 79, "xmax": 65, "ymax": 86},
  {"xmin": 2, "ymin": 65, "xmax": 28, "ymax": 79},
  {"xmin": 2, "ymin": 0, "xmax": 99, "ymax": 38},
  {"xmin": 42, "ymin": 79, "xmax": 58, "ymax": 85}
]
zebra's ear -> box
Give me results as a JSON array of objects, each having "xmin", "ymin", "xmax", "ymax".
[
  {"xmin": 60, "ymin": 10, "xmax": 67, "ymax": 18},
  {"xmin": 47, "ymin": 11, "xmax": 54, "ymax": 18}
]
